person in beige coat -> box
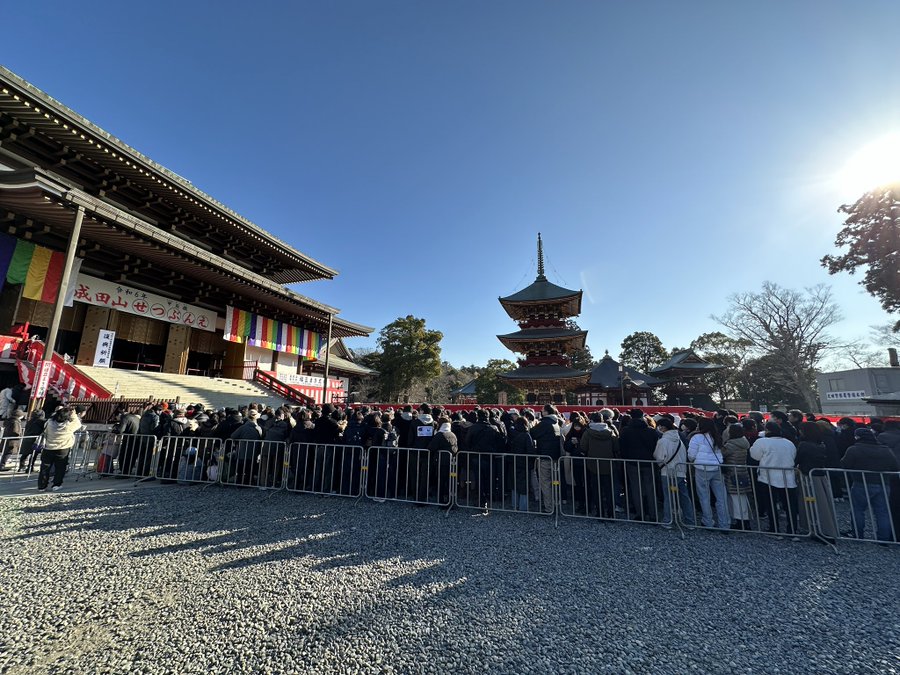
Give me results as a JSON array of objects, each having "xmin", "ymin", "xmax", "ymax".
[{"xmin": 37, "ymin": 406, "xmax": 83, "ymax": 491}]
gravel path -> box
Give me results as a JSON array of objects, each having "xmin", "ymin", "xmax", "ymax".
[{"xmin": 1, "ymin": 485, "xmax": 898, "ymax": 674}]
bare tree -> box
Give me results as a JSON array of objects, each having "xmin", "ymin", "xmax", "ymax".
[{"xmin": 714, "ymin": 282, "xmax": 841, "ymax": 411}]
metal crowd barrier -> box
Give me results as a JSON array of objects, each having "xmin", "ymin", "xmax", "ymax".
[
  {"xmin": 806, "ymin": 468, "xmax": 899, "ymax": 546},
  {"xmin": 220, "ymin": 439, "xmax": 288, "ymax": 490},
  {"xmin": 559, "ymin": 457, "xmax": 672, "ymax": 527},
  {"xmin": 286, "ymin": 443, "xmax": 364, "ymax": 498},
  {"xmin": 157, "ymin": 436, "xmax": 222, "ymax": 485},
  {"xmin": 106, "ymin": 433, "xmax": 161, "ymax": 480},
  {"xmin": 0, "ymin": 435, "xmax": 43, "ymax": 482},
  {"xmin": 365, "ymin": 447, "xmax": 453, "ymax": 507},
  {"xmin": 675, "ymin": 463, "xmax": 812, "ymax": 539},
  {"xmin": 455, "ymin": 451, "xmax": 555, "ymax": 515}
]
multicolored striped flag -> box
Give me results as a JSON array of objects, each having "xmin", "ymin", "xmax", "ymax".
[
  {"xmin": 0, "ymin": 234, "xmax": 82, "ymax": 304},
  {"xmin": 223, "ymin": 305, "xmax": 322, "ymax": 358}
]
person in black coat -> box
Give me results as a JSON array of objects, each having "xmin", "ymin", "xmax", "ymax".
[
  {"xmin": 406, "ymin": 404, "xmax": 436, "ymax": 502},
  {"xmin": 114, "ymin": 408, "xmax": 142, "ymax": 478},
  {"xmin": 18, "ymin": 410, "xmax": 45, "ymax": 472},
  {"xmin": 427, "ymin": 416, "xmax": 457, "ymax": 503},
  {"xmin": 618, "ymin": 409, "xmax": 660, "ymax": 521},
  {"xmin": 509, "ymin": 417, "xmax": 536, "ymax": 511},
  {"xmin": 529, "ymin": 405, "xmax": 562, "ymax": 513}
]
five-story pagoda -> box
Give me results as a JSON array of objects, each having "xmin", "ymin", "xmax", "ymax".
[{"xmin": 497, "ymin": 234, "xmax": 589, "ymax": 404}]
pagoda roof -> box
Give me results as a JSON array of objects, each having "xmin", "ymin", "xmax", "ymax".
[
  {"xmin": 584, "ymin": 354, "xmax": 664, "ymax": 389},
  {"xmin": 497, "ymin": 328, "xmax": 587, "ymax": 341},
  {"xmin": 650, "ymin": 350, "xmax": 726, "ymax": 376},
  {"xmin": 499, "ymin": 277, "xmax": 582, "ymax": 305},
  {"xmin": 498, "ymin": 365, "xmax": 590, "ymax": 381}
]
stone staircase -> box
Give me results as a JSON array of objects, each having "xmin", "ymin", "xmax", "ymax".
[{"xmin": 74, "ymin": 366, "xmax": 294, "ymax": 410}]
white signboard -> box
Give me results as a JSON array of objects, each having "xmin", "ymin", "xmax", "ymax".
[
  {"xmin": 826, "ymin": 391, "xmax": 866, "ymax": 401},
  {"xmin": 275, "ymin": 372, "xmax": 344, "ymax": 390},
  {"xmin": 34, "ymin": 361, "xmax": 54, "ymax": 399},
  {"xmin": 72, "ymin": 274, "xmax": 217, "ymax": 332},
  {"xmin": 93, "ymin": 329, "xmax": 115, "ymax": 368}
]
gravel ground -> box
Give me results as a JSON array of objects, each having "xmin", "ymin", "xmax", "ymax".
[{"xmin": 0, "ymin": 485, "xmax": 898, "ymax": 675}]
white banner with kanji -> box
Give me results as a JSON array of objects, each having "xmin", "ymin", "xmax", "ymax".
[{"xmin": 71, "ymin": 274, "xmax": 217, "ymax": 332}]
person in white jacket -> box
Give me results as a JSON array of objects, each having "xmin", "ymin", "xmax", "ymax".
[
  {"xmin": 37, "ymin": 406, "xmax": 83, "ymax": 491},
  {"xmin": 687, "ymin": 418, "xmax": 730, "ymax": 530},
  {"xmin": 749, "ymin": 421, "xmax": 799, "ymax": 534},
  {"xmin": 653, "ymin": 416, "xmax": 695, "ymax": 527}
]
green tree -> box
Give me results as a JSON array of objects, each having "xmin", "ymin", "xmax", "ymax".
[
  {"xmin": 735, "ymin": 354, "xmax": 811, "ymax": 411},
  {"xmin": 714, "ymin": 282, "xmax": 840, "ymax": 411},
  {"xmin": 689, "ymin": 331, "xmax": 753, "ymax": 402},
  {"xmin": 619, "ymin": 331, "xmax": 668, "ymax": 373},
  {"xmin": 375, "ymin": 315, "xmax": 443, "ymax": 402},
  {"xmin": 822, "ymin": 184, "xmax": 900, "ymax": 331},
  {"xmin": 564, "ymin": 320, "xmax": 595, "ymax": 372},
  {"xmin": 475, "ymin": 359, "xmax": 525, "ymax": 405}
]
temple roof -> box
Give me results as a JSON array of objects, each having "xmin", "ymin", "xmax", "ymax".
[
  {"xmin": 498, "ymin": 365, "xmax": 589, "ymax": 381},
  {"xmin": 450, "ymin": 379, "xmax": 478, "ymax": 396},
  {"xmin": 497, "ymin": 328, "xmax": 587, "ymax": 341},
  {"xmin": 583, "ymin": 354, "xmax": 664, "ymax": 389},
  {"xmin": 650, "ymin": 349, "xmax": 726, "ymax": 376}
]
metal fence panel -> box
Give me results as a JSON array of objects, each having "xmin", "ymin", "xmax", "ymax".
[
  {"xmin": 220, "ymin": 439, "xmax": 288, "ymax": 490},
  {"xmin": 156, "ymin": 436, "xmax": 222, "ymax": 485},
  {"xmin": 0, "ymin": 435, "xmax": 43, "ymax": 482},
  {"xmin": 365, "ymin": 446, "xmax": 452, "ymax": 507},
  {"xmin": 675, "ymin": 463, "xmax": 811, "ymax": 538},
  {"xmin": 558, "ymin": 456, "xmax": 672, "ymax": 527},
  {"xmin": 285, "ymin": 443, "xmax": 364, "ymax": 498},
  {"xmin": 100, "ymin": 433, "xmax": 161, "ymax": 480},
  {"xmin": 455, "ymin": 451, "xmax": 554, "ymax": 515},
  {"xmin": 807, "ymin": 468, "xmax": 899, "ymax": 545}
]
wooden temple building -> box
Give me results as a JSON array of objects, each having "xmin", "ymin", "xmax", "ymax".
[
  {"xmin": 497, "ymin": 235, "xmax": 589, "ymax": 405},
  {"xmin": 574, "ymin": 351, "xmax": 663, "ymax": 407},
  {"xmin": 0, "ymin": 66, "xmax": 373, "ymax": 406}
]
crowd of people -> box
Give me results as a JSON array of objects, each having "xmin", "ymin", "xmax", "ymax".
[{"xmin": 1, "ymin": 396, "xmax": 898, "ymax": 543}]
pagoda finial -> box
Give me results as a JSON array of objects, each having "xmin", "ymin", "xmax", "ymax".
[{"xmin": 536, "ymin": 232, "xmax": 546, "ymax": 280}]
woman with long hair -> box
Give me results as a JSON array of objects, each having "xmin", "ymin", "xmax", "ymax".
[{"xmin": 687, "ymin": 417, "xmax": 730, "ymax": 530}]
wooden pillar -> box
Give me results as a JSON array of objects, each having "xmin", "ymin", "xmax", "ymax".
[
  {"xmin": 76, "ymin": 306, "xmax": 112, "ymax": 366},
  {"xmin": 163, "ymin": 324, "xmax": 190, "ymax": 374}
]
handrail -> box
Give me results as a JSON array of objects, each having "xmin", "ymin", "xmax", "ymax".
[
  {"xmin": 253, "ymin": 369, "xmax": 316, "ymax": 407},
  {"xmin": 17, "ymin": 340, "xmax": 111, "ymax": 399}
]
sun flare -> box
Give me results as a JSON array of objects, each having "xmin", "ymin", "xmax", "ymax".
[{"xmin": 839, "ymin": 133, "xmax": 900, "ymax": 197}]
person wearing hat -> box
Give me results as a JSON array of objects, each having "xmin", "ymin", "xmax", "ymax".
[
  {"xmin": 840, "ymin": 426, "xmax": 899, "ymax": 541},
  {"xmin": 227, "ymin": 409, "xmax": 263, "ymax": 486},
  {"xmin": 406, "ymin": 404, "xmax": 437, "ymax": 502}
]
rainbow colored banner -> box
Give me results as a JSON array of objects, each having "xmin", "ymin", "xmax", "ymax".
[
  {"xmin": 223, "ymin": 305, "xmax": 322, "ymax": 358},
  {"xmin": 0, "ymin": 234, "xmax": 78, "ymax": 303}
]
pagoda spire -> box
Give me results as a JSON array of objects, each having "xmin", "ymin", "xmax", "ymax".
[{"xmin": 536, "ymin": 232, "xmax": 546, "ymax": 281}]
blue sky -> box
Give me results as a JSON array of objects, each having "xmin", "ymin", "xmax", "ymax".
[{"xmin": 3, "ymin": 1, "xmax": 899, "ymax": 367}]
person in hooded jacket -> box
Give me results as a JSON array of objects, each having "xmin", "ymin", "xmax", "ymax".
[
  {"xmin": 835, "ymin": 418, "xmax": 856, "ymax": 458},
  {"xmin": 311, "ymin": 406, "xmax": 344, "ymax": 492},
  {"xmin": 530, "ymin": 405, "xmax": 562, "ymax": 513},
  {"xmin": 37, "ymin": 406, "xmax": 82, "ymax": 491},
  {"xmin": 561, "ymin": 417, "xmax": 587, "ymax": 514},
  {"xmin": 653, "ymin": 415, "xmax": 694, "ymax": 527},
  {"xmin": 581, "ymin": 412, "xmax": 620, "ymax": 519},
  {"xmin": 619, "ymin": 410, "xmax": 660, "ymax": 522}
]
